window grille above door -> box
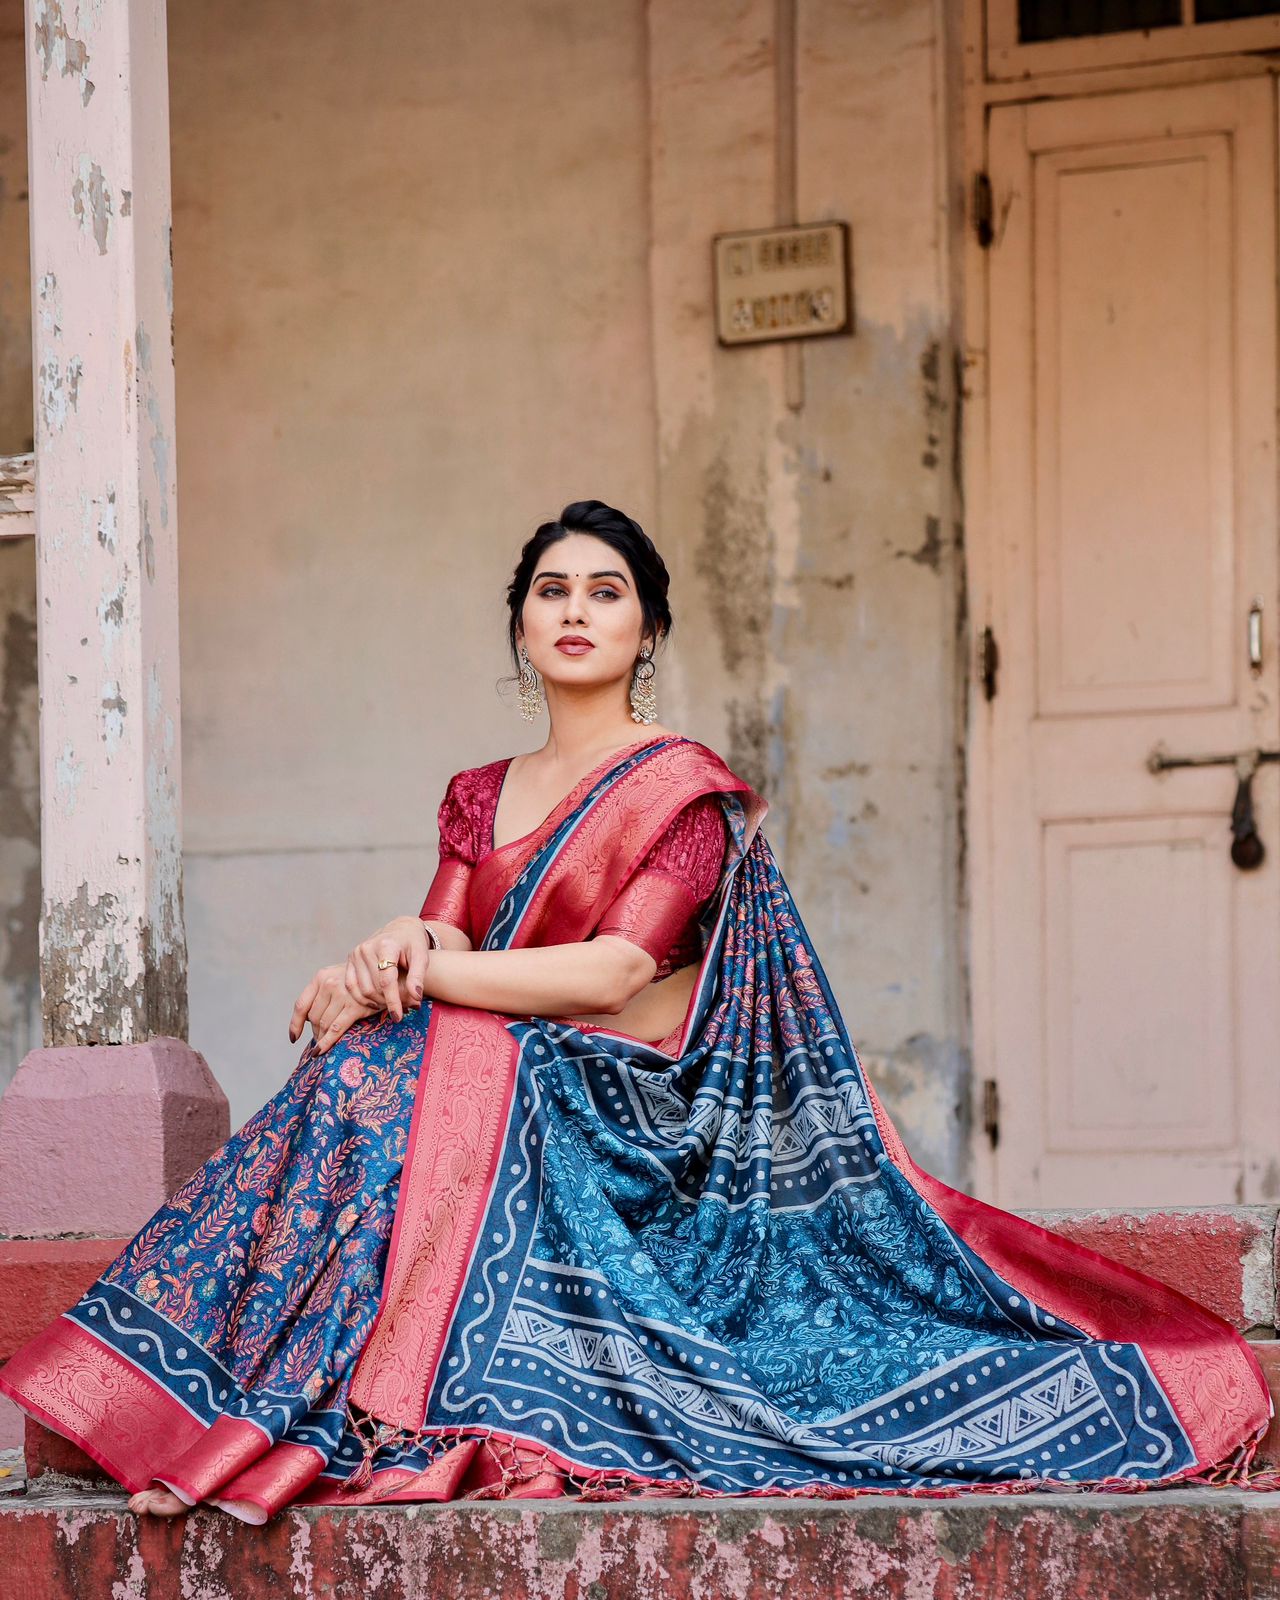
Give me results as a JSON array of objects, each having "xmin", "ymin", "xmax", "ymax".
[{"xmin": 990, "ymin": 0, "xmax": 1280, "ymax": 76}]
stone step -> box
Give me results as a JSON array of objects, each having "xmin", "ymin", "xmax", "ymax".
[
  {"xmin": 2, "ymin": 1485, "xmax": 1280, "ymax": 1599},
  {"xmin": 7, "ymin": 1211, "xmax": 1280, "ymax": 1484},
  {"xmin": 17, "ymin": 1339, "xmax": 1280, "ymax": 1492},
  {"xmin": 1021, "ymin": 1206, "xmax": 1279, "ymax": 1333},
  {"xmin": 0, "ymin": 1240, "xmax": 125, "ymax": 1452},
  {"xmin": 6, "ymin": 1216, "xmax": 1280, "ymax": 1597},
  {"xmin": 1253, "ymin": 1340, "xmax": 1280, "ymax": 1467}
]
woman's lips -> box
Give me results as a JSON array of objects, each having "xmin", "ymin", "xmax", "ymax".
[{"xmin": 555, "ymin": 639, "xmax": 594, "ymax": 655}]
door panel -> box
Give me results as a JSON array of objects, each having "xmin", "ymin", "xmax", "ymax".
[
  {"xmin": 1036, "ymin": 136, "xmax": 1234, "ymax": 716},
  {"xmin": 983, "ymin": 77, "xmax": 1280, "ymax": 1206}
]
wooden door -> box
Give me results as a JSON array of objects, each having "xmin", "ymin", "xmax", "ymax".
[{"xmin": 980, "ymin": 77, "xmax": 1280, "ymax": 1206}]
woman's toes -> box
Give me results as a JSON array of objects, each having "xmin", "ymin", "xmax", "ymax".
[{"xmin": 128, "ymin": 1486, "xmax": 188, "ymax": 1517}]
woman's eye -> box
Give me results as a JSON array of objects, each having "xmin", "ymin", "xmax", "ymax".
[{"xmin": 537, "ymin": 584, "xmax": 619, "ymax": 600}]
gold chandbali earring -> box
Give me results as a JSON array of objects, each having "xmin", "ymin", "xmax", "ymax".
[
  {"xmin": 517, "ymin": 644, "xmax": 544, "ymax": 722},
  {"xmin": 629, "ymin": 647, "xmax": 658, "ymax": 724}
]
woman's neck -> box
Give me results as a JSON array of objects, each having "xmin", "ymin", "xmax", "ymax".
[{"xmin": 537, "ymin": 692, "xmax": 668, "ymax": 769}]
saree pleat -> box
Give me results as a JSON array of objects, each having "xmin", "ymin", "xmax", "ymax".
[{"xmin": 0, "ymin": 735, "xmax": 1272, "ymax": 1517}]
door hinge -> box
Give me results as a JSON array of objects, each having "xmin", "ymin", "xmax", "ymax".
[
  {"xmin": 978, "ymin": 624, "xmax": 999, "ymax": 701},
  {"xmin": 972, "ymin": 172, "xmax": 994, "ymax": 249},
  {"xmin": 981, "ymin": 1078, "xmax": 1000, "ymax": 1150}
]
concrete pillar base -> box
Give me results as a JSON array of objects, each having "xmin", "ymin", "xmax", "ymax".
[{"xmin": 0, "ymin": 1039, "xmax": 229, "ymax": 1238}]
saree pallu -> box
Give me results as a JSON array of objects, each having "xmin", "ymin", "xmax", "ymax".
[{"xmin": 0, "ymin": 735, "xmax": 1272, "ymax": 1521}]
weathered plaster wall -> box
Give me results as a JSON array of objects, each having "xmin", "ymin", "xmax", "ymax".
[
  {"xmin": 0, "ymin": 1, "xmax": 40, "ymax": 1096},
  {"xmin": 166, "ymin": 0, "xmax": 661, "ymax": 1128},
  {"xmin": 649, "ymin": 0, "xmax": 970, "ymax": 1178},
  {"xmin": 0, "ymin": 0, "xmax": 969, "ymax": 1181}
]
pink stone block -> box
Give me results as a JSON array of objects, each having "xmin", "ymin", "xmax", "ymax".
[
  {"xmin": 1022, "ymin": 1207, "xmax": 1278, "ymax": 1332},
  {"xmin": 0, "ymin": 1240, "xmax": 127, "ymax": 1354},
  {"xmin": 1252, "ymin": 1340, "xmax": 1280, "ymax": 1468},
  {"xmin": 23, "ymin": 1417, "xmax": 112, "ymax": 1487},
  {"xmin": 0, "ymin": 1039, "xmax": 228, "ymax": 1237}
]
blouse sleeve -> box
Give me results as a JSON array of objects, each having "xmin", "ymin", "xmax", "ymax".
[
  {"xmin": 595, "ymin": 795, "xmax": 728, "ymax": 964},
  {"xmin": 418, "ymin": 773, "xmax": 476, "ymax": 938}
]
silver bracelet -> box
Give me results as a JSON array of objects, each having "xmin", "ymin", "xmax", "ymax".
[{"xmin": 419, "ymin": 919, "xmax": 441, "ymax": 951}]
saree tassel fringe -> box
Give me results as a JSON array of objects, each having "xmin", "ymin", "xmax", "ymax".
[{"xmin": 0, "ymin": 736, "xmax": 1274, "ymax": 1518}]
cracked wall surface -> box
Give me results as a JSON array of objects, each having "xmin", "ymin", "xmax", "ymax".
[
  {"xmin": 1, "ymin": 0, "xmax": 972, "ymax": 1180},
  {"xmin": 649, "ymin": 0, "xmax": 971, "ymax": 1179}
]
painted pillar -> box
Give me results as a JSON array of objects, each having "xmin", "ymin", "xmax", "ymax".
[{"xmin": 0, "ymin": 0, "xmax": 226, "ymax": 1244}]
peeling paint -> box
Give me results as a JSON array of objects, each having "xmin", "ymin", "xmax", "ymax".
[
  {"xmin": 53, "ymin": 740, "xmax": 83, "ymax": 816},
  {"xmin": 37, "ymin": 271, "xmax": 61, "ymax": 339},
  {"xmin": 98, "ymin": 585, "xmax": 125, "ymax": 628},
  {"xmin": 122, "ymin": 338, "xmax": 133, "ymax": 437},
  {"xmin": 31, "ymin": 0, "xmax": 95, "ymax": 107},
  {"xmin": 38, "ymin": 354, "xmax": 83, "ymax": 436},
  {"xmin": 42, "ymin": 883, "xmax": 188, "ymax": 1048},
  {"xmin": 139, "ymin": 501, "xmax": 155, "ymax": 583},
  {"xmin": 134, "ymin": 322, "xmax": 172, "ymax": 532},
  {"xmin": 96, "ymin": 485, "xmax": 118, "ymax": 552},
  {"xmin": 71, "ymin": 156, "xmax": 112, "ymax": 255},
  {"xmin": 2, "ymin": 1491, "xmax": 1276, "ymax": 1598},
  {"xmin": 109, "ymin": 1539, "xmax": 146, "ymax": 1600},
  {"xmin": 100, "ymin": 680, "xmax": 126, "ymax": 754}
]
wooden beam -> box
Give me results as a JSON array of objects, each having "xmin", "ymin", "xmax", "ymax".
[{"xmin": 0, "ymin": 454, "xmax": 35, "ymax": 537}]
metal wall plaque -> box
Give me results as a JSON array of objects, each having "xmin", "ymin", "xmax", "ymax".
[{"xmin": 712, "ymin": 221, "xmax": 852, "ymax": 347}]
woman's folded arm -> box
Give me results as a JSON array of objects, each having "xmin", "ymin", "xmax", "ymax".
[{"xmin": 417, "ymin": 935, "xmax": 656, "ymax": 1018}]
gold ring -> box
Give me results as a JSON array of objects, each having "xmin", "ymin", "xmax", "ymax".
[{"xmin": 376, "ymin": 958, "xmax": 397, "ymax": 971}]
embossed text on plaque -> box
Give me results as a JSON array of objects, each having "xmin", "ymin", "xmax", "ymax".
[{"xmin": 712, "ymin": 222, "xmax": 852, "ymax": 347}]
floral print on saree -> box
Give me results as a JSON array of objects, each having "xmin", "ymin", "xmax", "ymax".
[{"xmin": 0, "ymin": 736, "xmax": 1272, "ymax": 1519}]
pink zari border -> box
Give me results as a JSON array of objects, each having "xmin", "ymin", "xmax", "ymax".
[
  {"xmin": 348, "ymin": 1004, "xmax": 521, "ymax": 1427},
  {"xmin": 860, "ymin": 1075, "xmax": 1274, "ymax": 1477}
]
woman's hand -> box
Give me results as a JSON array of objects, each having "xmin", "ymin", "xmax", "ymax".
[
  {"xmin": 289, "ymin": 963, "xmax": 396, "ymax": 1053},
  {"xmin": 345, "ymin": 916, "xmax": 432, "ymax": 1022}
]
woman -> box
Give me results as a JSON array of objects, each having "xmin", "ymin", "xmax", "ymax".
[{"xmin": 0, "ymin": 500, "xmax": 1272, "ymax": 1523}]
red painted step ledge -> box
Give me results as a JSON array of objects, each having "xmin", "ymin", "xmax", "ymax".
[{"xmin": 1022, "ymin": 1207, "xmax": 1277, "ymax": 1332}]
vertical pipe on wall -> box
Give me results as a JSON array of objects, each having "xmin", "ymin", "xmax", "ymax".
[{"xmin": 775, "ymin": 0, "xmax": 805, "ymax": 413}]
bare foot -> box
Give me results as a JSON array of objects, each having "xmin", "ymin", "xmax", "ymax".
[{"xmin": 127, "ymin": 1486, "xmax": 189, "ymax": 1517}]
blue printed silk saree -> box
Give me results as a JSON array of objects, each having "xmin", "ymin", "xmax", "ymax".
[{"xmin": 0, "ymin": 735, "xmax": 1271, "ymax": 1521}]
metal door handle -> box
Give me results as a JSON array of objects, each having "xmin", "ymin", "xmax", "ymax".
[{"xmin": 1146, "ymin": 743, "xmax": 1280, "ymax": 775}]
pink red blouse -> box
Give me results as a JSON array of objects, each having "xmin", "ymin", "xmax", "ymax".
[{"xmin": 418, "ymin": 755, "xmax": 728, "ymax": 980}]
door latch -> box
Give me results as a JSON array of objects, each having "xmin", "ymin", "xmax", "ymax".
[
  {"xmin": 1231, "ymin": 749, "xmax": 1266, "ymax": 870},
  {"xmin": 1147, "ymin": 743, "xmax": 1280, "ymax": 871}
]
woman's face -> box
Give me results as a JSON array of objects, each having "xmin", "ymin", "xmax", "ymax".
[{"xmin": 517, "ymin": 532, "xmax": 650, "ymax": 694}]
